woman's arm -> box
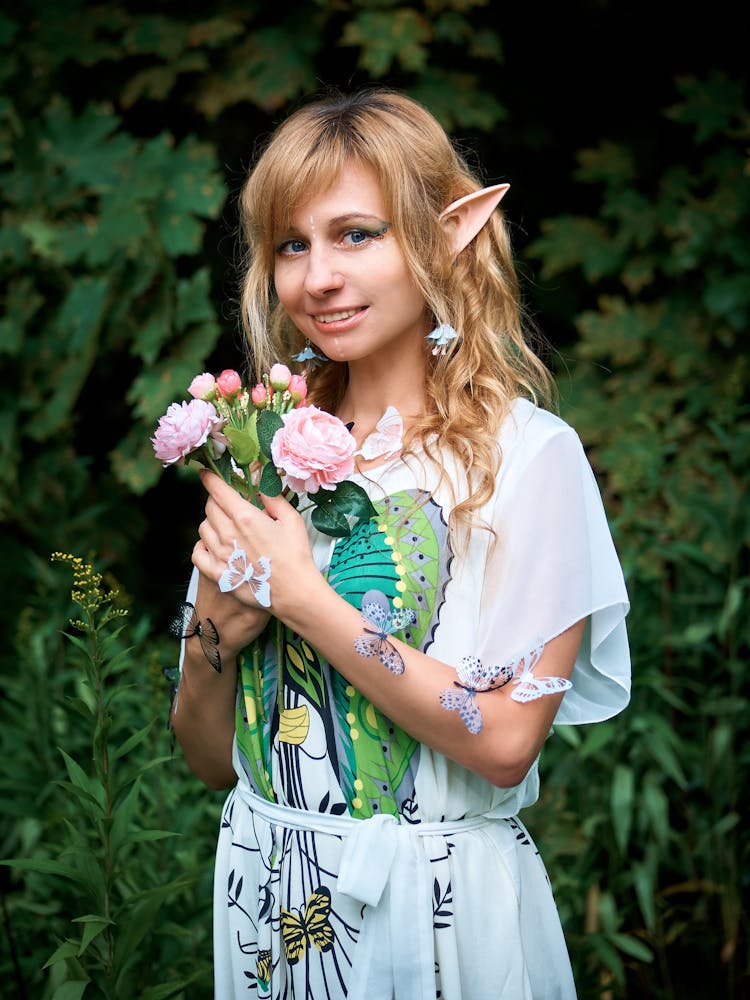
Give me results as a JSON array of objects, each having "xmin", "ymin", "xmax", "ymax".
[
  {"xmin": 170, "ymin": 564, "xmax": 269, "ymax": 790},
  {"xmin": 192, "ymin": 471, "xmax": 583, "ymax": 788}
]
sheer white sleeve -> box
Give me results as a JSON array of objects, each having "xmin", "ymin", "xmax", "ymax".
[{"xmin": 476, "ymin": 404, "xmax": 630, "ymax": 725}]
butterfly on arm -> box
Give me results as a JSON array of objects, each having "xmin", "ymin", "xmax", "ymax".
[
  {"xmin": 169, "ymin": 600, "xmax": 222, "ymax": 673},
  {"xmin": 354, "ymin": 589, "xmax": 416, "ymax": 675},
  {"xmin": 439, "ymin": 641, "xmax": 572, "ymax": 734}
]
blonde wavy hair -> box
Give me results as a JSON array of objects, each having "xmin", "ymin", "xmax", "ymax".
[{"xmin": 238, "ymin": 88, "xmax": 555, "ymax": 535}]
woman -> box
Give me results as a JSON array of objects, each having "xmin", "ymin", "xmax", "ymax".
[{"xmin": 172, "ymin": 89, "xmax": 630, "ymax": 999}]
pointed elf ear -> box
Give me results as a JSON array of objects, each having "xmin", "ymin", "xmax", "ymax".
[{"xmin": 439, "ymin": 183, "xmax": 510, "ymax": 257}]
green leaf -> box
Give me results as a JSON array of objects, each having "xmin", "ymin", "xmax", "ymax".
[
  {"xmin": 43, "ymin": 939, "xmax": 80, "ymax": 969},
  {"xmin": 311, "ymin": 504, "xmax": 351, "ymax": 538},
  {"xmin": 59, "ymin": 750, "xmax": 105, "ymax": 813},
  {"xmin": 112, "ymin": 720, "xmax": 155, "ymax": 761},
  {"xmin": 72, "ymin": 914, "xmax": 114, "ymax": 955},
  {"xmin": 224, "ymin": 422, "xmax": 260, "ymax": 466},
  {"xmin": 256, "ymin": 409, "xmax": 284, "ymax": 457},
  {"xmin": 610, "ymin": 931, "xmax": 654, "ymax": 962},
  {"xmin": 52, "ymin": 982, "xmax": 89, "ymax": 1000},
  {"xmin": 610, "ymin": 764, "xmax": 634, "ymax": 854},
  {"xmin": 259, "ymin": 461, "xmax": 282, "ymax": 497},
  {"xmin": 326, "ymin": 480, "xmax": 377, "ymax": 521}
]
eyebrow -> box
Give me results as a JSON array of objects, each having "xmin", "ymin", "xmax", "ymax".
[{"xmin": 276, "ymin": 213, "xmax": 389, "ymax": 238}]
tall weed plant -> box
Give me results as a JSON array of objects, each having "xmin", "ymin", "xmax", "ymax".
[{"xmin": 0, "ymin": 556, "xmax": 218, "ymax": 998}]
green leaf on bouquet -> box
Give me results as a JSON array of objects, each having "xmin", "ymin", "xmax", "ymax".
[
  {"xmin": 311, "ymin": 503, "xmax": 351, "ymax": 538},
  {"xmin": 257, "ymin": 409, "xmax": 284, "ymax": 458},
  {"xmin": 224, "ymin": 420, "xmax": 259, "ymax": 465},
  {"xmin": 329, "ymin": 480, "xmax": 377, "ymax": 521},
  {"xmin": 259, "ymin": 461, "xmax": 282, "ymax": 497}
]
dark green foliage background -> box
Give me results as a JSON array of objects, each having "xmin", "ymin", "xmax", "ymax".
[{"xmin": 1, "ymin": 2, "xmax": 747, "ymax": 997}]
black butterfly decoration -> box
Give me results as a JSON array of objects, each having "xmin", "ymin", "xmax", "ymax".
[{"xmin": 169, "ymin": 601, "xmax": 222, "ymax": 673}]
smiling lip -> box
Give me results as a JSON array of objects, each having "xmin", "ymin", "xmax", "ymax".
[{"xmin": 310, "ymin": 306, "xmax": 368, "ymax": 333}]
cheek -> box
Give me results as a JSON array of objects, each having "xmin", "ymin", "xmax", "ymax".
[{"xmin": 273, "ymin": 265, "xmax": 297, "ymax": 312}]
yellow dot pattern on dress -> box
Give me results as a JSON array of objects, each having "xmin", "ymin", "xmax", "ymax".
[
  {"xmin": 352, "ymin": 797, "xmax": 362, "ymax": 809},
  {"xmin": 346, "ymin": 712, "xmax": 355, "ymax": 725},
  {"xmin": 354, "ymin": 778, "xmax": 364, "ymax": 791},
  {"xmin": 346, "ymin": 685, "xmax": 355, "ymax": 697},
  {"xmin": 350, "ymin": 728, "xmax": 359, "ymax": 740}
]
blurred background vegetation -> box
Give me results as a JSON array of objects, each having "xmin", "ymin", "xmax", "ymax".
[{"xmin": 1, "ymin": 1, "xmax": 747, "ymax": 997}]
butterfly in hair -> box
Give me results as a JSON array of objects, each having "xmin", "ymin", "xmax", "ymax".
[
  {"xmin": 218, "ymin": 541, "xmax": 271, "ymax": 608},
  {"xmin": 280, "ymin": 887, "xmax": 335, "ymax": 964},
  {"xmin": 168, "ymin": 601, "xmax": 221, "ymax": 673},
  {"xmin": 354, "ymin": 589, "xmax": 417, "ymax": 675}
]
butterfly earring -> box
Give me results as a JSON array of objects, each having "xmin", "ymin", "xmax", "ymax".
[
  {"xmin": 426, "ymin": 323, "xmax": 458, "ymax": 356},
  {"xmin": 292, "ymin": 340, "xmax": 329, "ymax": 364}
]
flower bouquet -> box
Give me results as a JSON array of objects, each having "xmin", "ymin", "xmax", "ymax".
[{"xmin": 151, "ymin": 364, "xmax": 376, "ymax": 538}]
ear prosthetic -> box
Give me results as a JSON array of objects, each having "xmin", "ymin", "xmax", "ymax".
[{"xmin": 439, "ymin": 183, "xmax": 510, "ymax": 256}]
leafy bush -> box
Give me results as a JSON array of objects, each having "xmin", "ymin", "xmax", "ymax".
[{"xmin": 529, "ymin": 73, "xmax": 750, "ymax": 998}]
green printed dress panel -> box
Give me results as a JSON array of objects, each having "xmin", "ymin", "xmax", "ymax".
[{"xmin": 234, "ymin": 490, "xmax": 453, "ymax": 823}]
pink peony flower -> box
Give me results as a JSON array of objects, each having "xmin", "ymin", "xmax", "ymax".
[
  {"xmin": 216, "ymin": 369, "xmax": 242, "ymax": 399},
  {"xmin": 251, "ymin": 383, "xmax": 267, "ymax": 407},
  {"xmin": 151, "ymin": 399, "xmax": 225, "ymax": 466},
  {"xmin": 270, "ymin": 405, "xmax": 355, "ymax": 494},
  {"xmin": 188, "ymin": 372, "xmax": 216, "ymax": 400},
  {"xmin": 269, "ymin": 363, "xmax": 291, "ymax": 391},
  {"xmin": 288, "ymin": 373, "xmax": 308, "ymax": 404}
]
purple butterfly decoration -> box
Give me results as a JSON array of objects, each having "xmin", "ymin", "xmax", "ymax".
[
  {"xmin": 354, "ymin": 590, "xmax": 417, "ymax": 675},
  {"xmin": 439, "ymin": 655, "xmax": 515, "ymax": 734}
]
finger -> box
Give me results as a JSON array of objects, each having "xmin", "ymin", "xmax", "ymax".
[
  {"xmin": 198, "ymin": 516, "xmax": 224, "ymax": 557},
  {"xmin": 259, "ymin": 491, "xmax": 296, "ymax": 522},
  {"xmin": 204, "ymin": 496, "xmax": 236, "ymax": 538},
  {"xmin": 200, "ymin": 469, "xmax": 256, "ymax": 518}
]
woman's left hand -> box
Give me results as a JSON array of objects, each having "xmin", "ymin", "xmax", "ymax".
[{"xmin": 194, "ymin": 469, "xmax": 321, "ymax": 618}]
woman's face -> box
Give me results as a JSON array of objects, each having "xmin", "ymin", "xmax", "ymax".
[{"xmin": 273, "ymin": 163, "xmax": 430, "ymax": 366}]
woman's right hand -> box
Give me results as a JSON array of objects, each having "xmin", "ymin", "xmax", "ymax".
[{"xmin": 190, "ymin": 547, "xmax": 271, "ymax": 659}]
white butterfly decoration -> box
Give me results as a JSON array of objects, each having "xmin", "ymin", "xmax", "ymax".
[
  {"xmin": 439, "ymin": 640, "xmax": 572, "ymax": 734},
  {"xmin": 354, "ymin": 589, "xmax": 416, "ymax": 675},
  {"xmin": 507, "ymin": 641, "xmax": 572, "ymax": 703},
  {"xmin": 218, "ymin": 540, "xmax": 272, "ymax": 608},
  {"xmin": 354, "ymin": 406, "xmax": 403, "ymax": 461}
]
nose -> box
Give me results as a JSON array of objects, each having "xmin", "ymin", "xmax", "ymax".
[{"xmin": 303, "ymin": 244, "xmax": 344, "ymax": 297}]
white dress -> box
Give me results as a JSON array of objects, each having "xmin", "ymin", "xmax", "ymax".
[{"xmin": 189, "ymin": 398, "xmax": 630, "ymax": 999}]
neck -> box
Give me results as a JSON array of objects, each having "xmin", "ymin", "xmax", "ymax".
[{"xmin": 338, "ymin": 345, "xmax": 427, "ymax": 432}]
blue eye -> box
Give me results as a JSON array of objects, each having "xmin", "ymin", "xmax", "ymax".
[
  {"xmin": 277, "ymin": 238, "xmax": 307, "ymax": 256},
  {"xmin": 343, "ymin": 225, "xmax": 389, "ymax": 247}
]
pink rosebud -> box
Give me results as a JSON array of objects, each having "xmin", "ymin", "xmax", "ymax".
[
  {"xmin": 269, "ymin": 363, "xmax": 291, "ymax": 391},
  {"xmin": 251, "ymin": 383, "xmax": 267, "ymax": 407},
  {"xmin": 151, "ymin": 399, "xmax": 225, "ymax": 466},
  {"xmin": 188, "ymin": 372, "xmax": 216, "ymax": 400},
  {"xmin": 288, "ymin": 374, "xmax": 308, "ymax": 405},
  {"xmin": 216, "ymin": 369, "xmax": 242, "ymax": 399},
  {"xmin": 270, "ymin": 405, "xmax": 356, "ymax": 495}
]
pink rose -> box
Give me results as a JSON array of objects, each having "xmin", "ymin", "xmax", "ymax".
[
  {"xmin": 251, "ymin": 383, "xmax": 267, "ymax": 407},
  {"xmin": 269, "ymin": 363, "xmax": 291, "ymax": 390},
  {"xmin": 188, "ymin": 372, "xmax": 216, "ymax": 400},
  {"xmin": 151, "ymin": 399, "xmax": 225, "ymax": 466},
  {"xmin": 288, "ymin": 374, "xmax": 308, "ymax": 404},
  {"xmin": 216, "ymin": 369, "xmax": 242, "ymax": 399},
  {"xmin": 270, "ymin": 405, "xmax": 355, "ymax": 494}
]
